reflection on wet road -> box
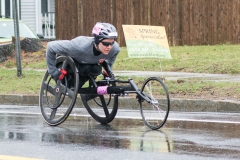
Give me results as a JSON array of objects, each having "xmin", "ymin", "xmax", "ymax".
[
  {"xmin": 0, "ymin": 113, "xmax": 171, "ymax": 152},
  {"xmin": 0, "ymin": 105, "xmax": 240, "ymax": 159}
]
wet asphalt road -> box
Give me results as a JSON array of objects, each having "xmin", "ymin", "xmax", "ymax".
[{"xmin": 0, "ymin": 105, "xmax": 240, "ymax": 160}]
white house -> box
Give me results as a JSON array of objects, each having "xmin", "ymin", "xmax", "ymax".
[{"xmin": 0, "ymin": 0, "xmax": 55, "ymax": 38}]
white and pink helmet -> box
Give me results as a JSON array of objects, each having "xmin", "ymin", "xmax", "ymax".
[{"xmin": 92, "ymin": 22, "xmax": 118, "ymax": 44}]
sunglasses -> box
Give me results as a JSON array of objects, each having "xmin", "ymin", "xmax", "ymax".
[{"xmin": 101, "ymin": 41, "xmax": 115, "ymax": 47}]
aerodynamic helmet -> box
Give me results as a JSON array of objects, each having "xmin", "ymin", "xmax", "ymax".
[{"xmin": 92, "ymin": 22, "xmax": 118, "ymax": 44}]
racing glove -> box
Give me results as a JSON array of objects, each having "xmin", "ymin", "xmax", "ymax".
[{"xmin": 52, "ymin": 69, "xmax": 67, "ymax": 82}]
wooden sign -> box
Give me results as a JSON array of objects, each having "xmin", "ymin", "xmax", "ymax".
[{"xmin": 122, "ymin": 25, "xmax": 171, "ymax": 59}]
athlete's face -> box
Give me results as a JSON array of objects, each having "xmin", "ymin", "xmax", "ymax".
[{"xmin": 98, "ymin": 39, "xmax": 115, "ymax": 55}]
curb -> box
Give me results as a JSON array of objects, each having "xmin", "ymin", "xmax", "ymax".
[{"xmin": 0, "ymin": 94, "xmax": 240, "ymax": 112}]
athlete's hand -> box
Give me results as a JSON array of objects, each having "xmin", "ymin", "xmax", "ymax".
[
  {"xmin": 58, "ymin": 69, "xmax": 67, "ymax": 80},
  {"xmin": 52, "ymin": 69, "xmax": 67, "ymax": 82},
  {"xmin": 102, "ymin": 70, "xmax": 109, "ymax": 77},
  {"xmin": 102, "ymin": 70, "xmax": 114, "ymax": 79}
]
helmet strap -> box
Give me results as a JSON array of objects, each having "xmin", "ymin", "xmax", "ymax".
[{"xmin": 94, "ymin": 43, "xmax": 101, "ymax": 51}]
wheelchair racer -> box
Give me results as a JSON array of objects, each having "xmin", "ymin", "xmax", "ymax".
[{"xmin": 45, "ymin": 22, "xmax": 120, "ymax": 87}]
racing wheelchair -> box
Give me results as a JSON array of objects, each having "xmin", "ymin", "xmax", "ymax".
[{"xmin": 39, "ymin": 56, "xmax": 170, "ymax": 130}]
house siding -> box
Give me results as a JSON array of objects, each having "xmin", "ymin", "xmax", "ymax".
[
  {"xmin": 1, "ymin": 0, "xmax": 55, "ymax": 36},
  {"xmin": 49, "ymin": 0, "xmax": 55, "ymax": 12},
  {"xmin": 20, "ymin": 0, "xmax": 36, "ymax": 33}
]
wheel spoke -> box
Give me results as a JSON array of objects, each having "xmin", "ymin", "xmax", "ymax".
[
  {"xmin": 99, "ymin": 95, "xmax": 109, "ymax": 117},
  {"xmin": 53, "ymin": 92, "xmax": 62, "ymax": 108},
  {"xmin": 66, "ymin": 87, "xmax": 75, "ymax": 99},
  {"xmin": 52, "ymin": 82, "xmax": 66, "ymax": 108},
  {"xmin": 50, "ymin": 109, "xmax": 57, "ymax": 120},
  {"xmin": 42, "ymin": 81, "xmax": 55, "ymax": 96},
  {"xmin": 145, "ymin": 81, "xmax": 153, "ymax": 98}
]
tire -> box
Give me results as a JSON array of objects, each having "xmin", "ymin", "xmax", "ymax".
[
  {"xmin": 139, "ymin": 77, "xmax": 170, "ymax": 130},
  {"xmin": 81, "ymin": 78, "xmax": 118, "ymax": 124},
  {"xmin": 39, "ymin": 56, "xmax": 79, "ymax": 126}
]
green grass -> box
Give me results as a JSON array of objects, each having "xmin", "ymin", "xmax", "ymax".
[
  {"xmin": 1, "ymin": 44, "xmax": 240, "ymax": 97},
  {"xmin": 165, "ymin": 79, "xmax": 240, "ymax": 97},
  {"xmin": 114, "ymin": 44, "xmax": 240, "ymax": 74},
  {"xmin": 0, "ymin": 69, "xmax": 43, "ymax": 94}
]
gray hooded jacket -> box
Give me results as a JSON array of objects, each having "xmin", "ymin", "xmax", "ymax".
[{"xmin": 46, "ymin": 36, "xmax": 120, "ymax": 77}]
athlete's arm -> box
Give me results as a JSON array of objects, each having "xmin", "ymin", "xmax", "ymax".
[{"xmin": 46, "ymin": 40, "xmax": 76, "ymax": 77}]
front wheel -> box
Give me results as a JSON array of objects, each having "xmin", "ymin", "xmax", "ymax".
[
  {"xmin": 39, "ymin": 56, "xmax": 79, "ymax": 126},
  {"xmin": 139, "ymin": 77, "xmax": 170, "ymax": 130}
]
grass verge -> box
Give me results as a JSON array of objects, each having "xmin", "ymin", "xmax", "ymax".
[
  {"xmin": 1, "ymin": 43, "xmax": 240, "ymax": 100},
  {"xmin": 114, "ymin": 44, "xmax": 240, "ymax": 74}
]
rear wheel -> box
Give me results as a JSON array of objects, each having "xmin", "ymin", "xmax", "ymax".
[
  {"xmin": 139, "ymin": 77, "xmax": 170, "ymax": 130},
  {"xmin": 81, "ymin": 78, "xmax": 118, "ymax": 124},
  {"xmin": 39, "ymin": 56, "xmax": 79, "ymax": 126}
]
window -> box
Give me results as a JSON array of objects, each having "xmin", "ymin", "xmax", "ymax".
[
  {"xmin": 0, "ymin": 21, "xmax": 37, "ymax": 39},
  {"xmin": 5, "ymin": 0, "xmax": 10, "ymax": 18},
  {"xmin": 41, "ymin": 0, "xmax": 48, "ymax": 14},
  {"xmin": 0, "ymin": 0, "xmax": 2, "ymax": 18}
]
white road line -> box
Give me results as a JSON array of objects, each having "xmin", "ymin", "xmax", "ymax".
[
  {"xmin": 167, "ymin": 118, "xmax": 240, "ymax": 124},
  {"xmin": 0, "ymin": 155, "xmax": 45, "ymax": 160},
  {"xmin": 1, "ymin": 111, "xmax": 240, "ymax": 124}
]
